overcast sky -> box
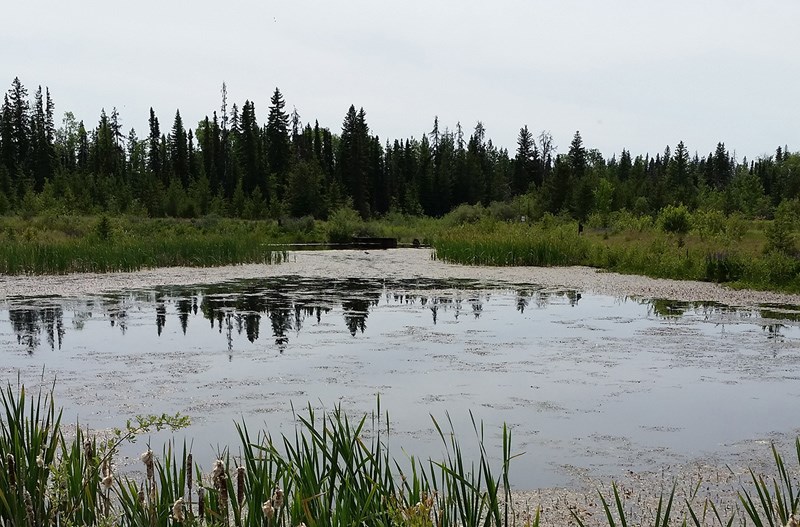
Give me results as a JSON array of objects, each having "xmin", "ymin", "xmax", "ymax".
[{"xmin": 4, "ymin": 0, "xmax": 798, "ymax": 161}]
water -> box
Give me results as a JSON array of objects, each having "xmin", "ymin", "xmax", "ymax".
[{"xmin": 2, "ymin": 276, "xmax": 800, "ymax": 488}]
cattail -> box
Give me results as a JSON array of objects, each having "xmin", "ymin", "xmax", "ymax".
[
  {"xmin": 262, "ymin": 499, "xmax": 275, "ymax": 519},
  {"xmin": 140, "ymin": 449, "xmax": 154, "ymax": 483},
  {"xmin": 36, "ymin": 453, "xmax": 44, "ymax": 469},
  {"xmin": 272, "ymin": 487, "xmax": 284, "ymax": 509},
  {"xmin": 24, "ymin": 489, "xmax": 34, "ymax": 527},
  {"xmin": 236, "ymin": 466, "xmax": 246, "ymax": 508},
  {"xmin": 219, "ymin": 474, "xmax": 229, "ymax": 519},
  {"xmin": 83, "ymin": 439, "xmax": 94, "ymax": 463},
  {"xmin": 186, "ymin": 453, "xmax": 193, "ymax": 493},
  {"xmin": 138, "ymin": 486, "xmax": 145, "ymax": 506},
  {"xmin": 101, "ymin": 472, "xmax": 113, "ymax": 490},
  {"xmin": 211, "ymin": 459, "xmax": 225, "ymax": 487},
  {"xmin": 198, "ymin": 487, "xmax": 206, "ymax": 521},
  {"xmin": 6, "ymin": 454, "xmax": 15, "ymax": 487},
  {"xmin": 172, "ymin": 497, "xmax": 185, "ymax": 523}
]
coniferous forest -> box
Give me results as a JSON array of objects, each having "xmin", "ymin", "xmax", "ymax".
[{"xmin": 1, "ymin": 76, "xmax": 797, "ymax": 222}]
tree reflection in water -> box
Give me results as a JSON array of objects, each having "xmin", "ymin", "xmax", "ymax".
[{"xmin": 3, "ymin": 277, "xmax": 795, "ymax": 355}]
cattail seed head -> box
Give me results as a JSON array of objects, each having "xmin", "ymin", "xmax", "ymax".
[
  {"xmin": 211, "ymin": 459, "xmax": 225, "ymax": 488},
  {"xmin": 83, "ymin": 439, "xmax": 94, "ymax": 463},
  {"xmin": 172, "ymin": 497, "xmax": 185, "ymax": 523},
  {"xmin": 23, "ymin": 489, "xmax": 33, "ymax": 527},
  {"xmin": 36, "ymin": 453, "xmax": 44, "ymax": 469},
  {"xmin": 140, "ymin": 449, "xmax": 154, "ymax": 482},
  {"xmin": 186, "ymin": 453, "xmax": 193, "ymax": 492},
  {"xmin": 236, "ymin": 466, "xmax": 246, "ymax": 508},
  {"xmin": 272, "ymin": 487, "xmax": 284, "ymax": 509},
  {"xmin": 6, "ymin": 454, "xmax": 15, "ymax": 487},
  {"xmin": 198, "ymin": 487, "xmax": 205, "ymax": 520},
  {"xmin": 262, "ymin": 499, "xmax": 274, "ymax": 519},
  {"xmin": 217, "ymin": 471, "xmax": 229, "ymax": 518}
]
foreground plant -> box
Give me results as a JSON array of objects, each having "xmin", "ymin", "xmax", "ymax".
[{"xmin": 5, "ymin": 382, "xmax": 800, "ymax": 526}]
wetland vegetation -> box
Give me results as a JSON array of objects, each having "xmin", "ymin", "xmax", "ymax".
[{"xmin": 2, "ymin": 384, "xmax": 800, "ymax": 527}]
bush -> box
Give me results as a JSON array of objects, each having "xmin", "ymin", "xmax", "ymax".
[
  {"xmin": 326, "ymin": 206, "xmax": 363, "ymax": 243},
  {"xmin": 442, "ymin": 203, "xmax": 486, "ymax": 227},
  {"xmin": 658, "ymin": 204, "xmax": 691, "ymax": 236},
  {"xmin": 765, "ymin": 201, "xmax": 797, "ymax": 255}
]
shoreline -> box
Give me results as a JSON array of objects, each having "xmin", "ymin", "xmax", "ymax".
[{"xmin": 1, "ymin": 248, "xmax": 799, "ymax": 308}]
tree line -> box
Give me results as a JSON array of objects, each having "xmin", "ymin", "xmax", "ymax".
[{"xmin": 1, "ymin": 77, "xmax": 798, "ymax": 221}]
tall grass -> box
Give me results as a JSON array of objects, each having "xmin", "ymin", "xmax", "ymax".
[
  {"xmin": 0, "ymin": 236, "xmax": 288, "ymax": 274},
  {"xmin": 4, "ymin": 383, "xmax": 800, "ymax": 526},
  {"xmin": 432, "ymin": 220, "xmax": 800, "ymax": 292}
]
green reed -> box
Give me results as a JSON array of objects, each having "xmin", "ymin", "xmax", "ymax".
[
  {"xmin": 0, "ymin": 236, "xmax": 288, "ymax": 274},
  {"xmin": 3, "ymin": 382, "xmax": 800, "ymax": 526},
  {"xmin": 432, "ymin": 221, "xmax": 800, "ymax": 292}
]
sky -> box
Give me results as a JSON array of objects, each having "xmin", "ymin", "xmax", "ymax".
[{"xmin": 3, "ymin": 0, "xmax": 799, "ymax": 161}]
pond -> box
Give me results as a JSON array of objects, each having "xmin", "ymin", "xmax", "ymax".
[{"xmin": 2, "ymin": 271, "xmax": 800, "ymax": 488}]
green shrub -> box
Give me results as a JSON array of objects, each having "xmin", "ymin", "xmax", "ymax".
[
  {"xmin": 326, "ymin": 205, "xmax": 363, "ymax": 243},
  {"xmin": 658, "ymin": 204, "xmax": 691, "ymax": 235}
]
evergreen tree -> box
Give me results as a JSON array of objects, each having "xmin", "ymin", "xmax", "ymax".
[
  {"xmin": 169, "ymin": 109, "xmax": 189, "ymax": 187},
  {"xmin": 266, "ymin": 88, "xmax": 291, "ymax": 197},
  {"xmin": 668, "ymin": 140, "xmax": 692, "ymax": 204},
  {"xmin": 237, "ymin": 100, "xmax": 264, "ymax": 195},
  {"xmin": 513, "ymin": 125, "xmax": 537, "ymax": 195},
  {"xmin": 710, "ymin": 142, "xmax": 732, "ymax": 189},
  {"xmin": 1, "ymin": 78, "xmax": 30, "ymax": 183},
  {"xmin": 148, "ymin": 108, "xmax": 162, "ymax": 182},
  {"xmin": 337, "ymin": 105, "xmax": 371, "ymax": 218},
  {"xmin": 567, "ymin": 131, "xmax": 586, "ymax": 181}
]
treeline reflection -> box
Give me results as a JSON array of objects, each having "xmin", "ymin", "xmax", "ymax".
[{"xmin": 3, "ymin": 277, "xmax": 797, "ymax": 353}]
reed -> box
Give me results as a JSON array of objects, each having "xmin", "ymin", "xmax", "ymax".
[
  {"xmin": 3, "ymin": 383, "xmax": 800, "ymax": 526},
  {"xmin": 432, "ymin": 220, "xmax": 800, "ymax": 292}
]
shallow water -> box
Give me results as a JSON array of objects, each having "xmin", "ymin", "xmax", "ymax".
[{"xmin": 2, "ymin": 275, "xmax": 800, "ymax": 488}]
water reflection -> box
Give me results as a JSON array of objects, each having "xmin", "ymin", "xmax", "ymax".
[
  {"xmin": 9, "ymin": 303, "xmax": 64, "ymax": 352},
  {"xmin": 3, "ymin": 278, "xmax": 800, "ymax": 354}
]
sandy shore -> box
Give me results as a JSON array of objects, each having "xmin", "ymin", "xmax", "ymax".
[
  {"xmin": 2, "ymin": 248, "xmax": 799, "ymax": 308},
  {"xmin": 1, "ymin": 248, "xmax": 796, "ymax": 525}
]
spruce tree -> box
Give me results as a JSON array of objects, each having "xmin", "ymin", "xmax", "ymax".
[
  {"xmin": 169, "ymin": 109, "xmax": 189, "ymax": 187},
  {"xmin": 148, "ymin": 108, "xmax": 162, "ymax": 181},
  {"xmin": 513, "ymin": 125, "xmax": 536, "ymax": 195},
  {"xmin": 266, "ymin": 88, "xmax": 291, "ymax": 197}
]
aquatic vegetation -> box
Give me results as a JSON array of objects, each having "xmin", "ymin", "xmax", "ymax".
[
  {"xmin": 432, "ymin": 219, "xmax": 800, "ymax": 292},
  {"xmin": 2, "ymin": 383, "xmax": 800, "ymax": 526}
]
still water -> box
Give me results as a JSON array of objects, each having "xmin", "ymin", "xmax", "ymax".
[{"xmin": 2, "ymin": 276, "xmax": 800, "ymax": 487}]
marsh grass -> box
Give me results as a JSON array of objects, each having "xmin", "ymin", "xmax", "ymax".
[
  {"xmin": 432, "ymin": 220, "xmax": 800, "ymax": 292},
  {"xmin": 3, "ymin": 383, "xmax": 800, "ymax": 526}
]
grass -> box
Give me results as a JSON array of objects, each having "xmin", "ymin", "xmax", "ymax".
[
  {"xmin": 1, "ymin": 210, "xmax": 798, "ymax": 292},
  {"xmin": 3, "ymin": 383, "xmax": 800, "ymax": 526},
  {"xmin": 431, "ymin": 219, "xmax": 800, "ymax": 293}
]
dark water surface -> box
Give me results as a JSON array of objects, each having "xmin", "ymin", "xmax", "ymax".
[{"xmin": 2, "ymin": 276, "xmax": 800, "ymax": 488}]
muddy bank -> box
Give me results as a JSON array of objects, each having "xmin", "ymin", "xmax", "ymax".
[{"xmin": 1, "ymin": 248, "xmax": 799, "ymax": 308}]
